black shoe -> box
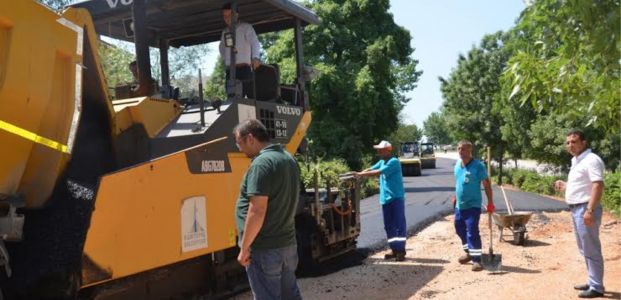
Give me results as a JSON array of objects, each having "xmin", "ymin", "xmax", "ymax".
[
  {"xmin": 384, "ymin": 251, "xmax": 396, "ymax": 260},
  {"xmin": 574, "ymin": 284, "xmax": 590, "ymax": 291},
  {"xmin": 395, "ymin": 251, "xmax": 406, "ymax": 262},
  {"xmin": 578, "ymin": 289, "xmax": 604, "ymax": 298}
]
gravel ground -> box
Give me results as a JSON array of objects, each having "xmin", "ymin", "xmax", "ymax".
[{"xmin": 233, "ymin": 211, "xmax": 620, "ymax": 300}]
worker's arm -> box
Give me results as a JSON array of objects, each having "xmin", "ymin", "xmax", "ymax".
[
  {"xmin": 583, "ymin": 181, "xmax": 604, "ymax": 226},
  {"xmin": 357, "ymin": 159, "xmax": 386, "ymax": 178},
  {"xmin": 482, "ymin": 178, "xmax": 494, "ymax": 213},
  {"xmin": 480, "ymin": 159, "xmax": 494, "ymax": 213},
  {"xmin": 219, "ymin": 30, "xmax": 226, "ymax": 58},
  {"xmin": 246, "ymin": 24, "xmax": 261, "ymax": 69},
  {"xmin": 357, "ymin": 169, "xmax": 381, "ymax": 178},
  {"xmin": 238, "ymin": 195, "xmax": 268, "ymax": 267},
  {"xmin": 583, "ymin": 157, "xmax": 605, "ymax": 226}
]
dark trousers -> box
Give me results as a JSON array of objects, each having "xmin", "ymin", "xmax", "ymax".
[
  {"xmin": 245, "ymin": 245, "xmax": 302, "ymax": 300},
  {"xmin": 454, "ymin": 207, "xmax": 482, "ymax": 262},
  {"xmin": 382, "ymin": 198, "xmax": 407, "ymax": 252},
  {"xmin": 226, "ymin": 65, "xmax": 255, "ymax": 99}
]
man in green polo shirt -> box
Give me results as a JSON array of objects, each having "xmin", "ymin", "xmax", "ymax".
[{"xmin": 234, "ymin": 119, "xmax": 302, "ymax": 300}]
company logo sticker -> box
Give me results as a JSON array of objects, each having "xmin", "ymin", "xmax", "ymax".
[{"xmin": 181, "ymin": 196, "xmax": 208, "ymax": 252}]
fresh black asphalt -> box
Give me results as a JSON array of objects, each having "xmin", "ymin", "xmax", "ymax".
[{"xmin": 357, "ymin": 157, "xmax": 569, "ymax": 251}]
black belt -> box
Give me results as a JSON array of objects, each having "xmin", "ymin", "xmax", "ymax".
[
  {"xmin": 226, "ymin": 63, "xmax": 250, "ymax": 68},
  {"xmin": 567, "ymin": 202, "xmax": 587, "ymax": 209}
]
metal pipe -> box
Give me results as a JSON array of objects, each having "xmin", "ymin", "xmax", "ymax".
[
  {"xmin": 294, "ymin": 18, "xmax": 307, "ymax": 108},
  {"xmin": 227, "ymin": 1, "xmax": 239, "ymax": 99},
  {"xmin": 132, "ymin": 0, "xmax": 152, "ymax": 96},
  {"xmin": 198, "ymin": 69, "xmax": 205, "ymax": 127},
  {"xmin": 159, "ymin": 39, "xmax": 170, "ymax": 88}
]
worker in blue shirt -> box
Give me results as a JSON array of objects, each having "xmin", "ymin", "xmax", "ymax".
[
  {"xmin": 451, "ymin": 140, "xmax": 495, "ymax": 271},
  {"xmin": 356, "ymin": 140, "xmax": 407, "ymax": 261}
]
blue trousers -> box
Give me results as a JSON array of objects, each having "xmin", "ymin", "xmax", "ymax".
[
  {"xmin": 571, "ymin": 203, "xmax": 605, "ymax": 293},
  {"xmin": 382, "ymin": 198, "xmax": 407, "ymax": 252},
  {"xmin": 245, "ymin": 244, "xmax": 302, "ymax": 300},
  {"xmin": 454, "ymin": 207, "xmax": 482, "ymax": 262}
]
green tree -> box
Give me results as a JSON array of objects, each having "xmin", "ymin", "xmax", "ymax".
[
  {"xmin": 263, "ymin": 0, "xmax": 422, "ymax": 169},
  {"xmin": 503, "ymin": 0, "xmax": 620, "ymax": 136},
  {"xmin": 440, "ymin": 32, "xmax": 510, "ymax": 168},
  {"xmin": 168, "ymin": 45, "xmax": 211, "ymax": 84},
  {"xmin": 501, "ymin": 0, "xmax": 620, "ymax": 169},
  {"xmin": 204, "ymin": 57, "xmax": 226, "ymax": 100},
  {"xmin": 423, "ymin": 111, "xmax": 451, "ymax": 145},
  {"xmin": 388, "ymin": 123, "xmax": 423, "ymax": 151},
  {"xmin": 98, "ymin": 42, "xmax": 134, "ymax": 90}
]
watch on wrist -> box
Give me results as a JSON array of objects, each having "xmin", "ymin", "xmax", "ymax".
[{"xmin": 586, "ymin": 208, "xmax": 594, "ymax": 213}]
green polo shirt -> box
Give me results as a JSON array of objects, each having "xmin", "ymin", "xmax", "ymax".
[{"xmin": 235, "ymin": 144, "xmax": 299, "ymax": 250}]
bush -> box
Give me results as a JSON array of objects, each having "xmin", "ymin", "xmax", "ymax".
[
  {"xmin": 298, "ymin": 157, "xmax": 381, "ymax": 199},
  {"xmin": 520, "ymin": 172, "xmax": 541, "ymax": 193},
  {"xmin": 299, "ymin": 158, "xmax": 349, "ymax": 189},
  {"xmin": 361, "ymin": 179, "xmax": 379, "ymax": 199},
  {"xmin": 603, "ymin": 172, "xmax": 621, "ymax": 217},
  {"xmin": 490, "ymin": 166, "xmax": 515, "ymax": 186},
  {"xmin": 512, "ymin": 169, "xmax": 530, "ymax": 189}
]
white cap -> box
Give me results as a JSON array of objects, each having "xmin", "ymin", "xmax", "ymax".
[{"xmin": 373, "ymin": 140, "xmax": 392, "ymax": 150}]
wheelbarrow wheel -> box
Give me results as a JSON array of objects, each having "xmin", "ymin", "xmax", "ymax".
[{"xmin": 513, "ymin": 230, "xmax": 526, "ymax": 245}]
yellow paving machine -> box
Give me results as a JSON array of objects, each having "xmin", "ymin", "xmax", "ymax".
[{"xmin": 0, "ymin": 1, "xmax": 362, "ymax": 298}]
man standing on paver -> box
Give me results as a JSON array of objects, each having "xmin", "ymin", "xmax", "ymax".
[
  {"xmin": 356, "ymin": 140, "xmax": 407, "ymax": 261},
  {"xmin": 451, "ymin": 140, "xmax": 494, "ymax": 271},
  {"xmin": 555, "ymin": 129, "xmax": 606, "ymax": 298}
]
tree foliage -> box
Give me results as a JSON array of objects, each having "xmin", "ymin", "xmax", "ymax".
[
  {"xmin": 499, "ymin": 0, "xmax": 620, "ymax": 169},
  {"xmin": 439, "ymin": 1, "xmax": 620, "ymax": 170},
  {"xmin": 97, "ymin": 42, "xmax": 134, "ymax": 90},
  {"xmin": 204, "ymin": 57, "xmax": 226, "ymax": 100},
  {"xmin": 423, "ymin": 111, "xmax": 451, "ymax": 145},
  {"xmin": 388, "ymin": 123, "xmax": 423, "ymax": 151},
  {"xmin": 263, "ymin": 0, "xmax": 422, "ymax": 169},
  {"xmin": 440, "ymin": 32, "xmax": 510, "ymax": 160}
]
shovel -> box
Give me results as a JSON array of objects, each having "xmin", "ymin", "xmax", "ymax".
[
  {"xmin": 501, "ymin": 186, "xmax": 514, "ymax": 215},
  {"xmin": 481, "ymin": 208, "xmax": 502, "ymax": 272}
]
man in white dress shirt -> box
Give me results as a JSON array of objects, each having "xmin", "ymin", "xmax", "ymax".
[
  {"xmin": 220, "ymin": 3, "xmax": 262, "ymax": 99},
  {"xmin": 555, "ymin": 129, "xmax": 606, "ymax": 298}
]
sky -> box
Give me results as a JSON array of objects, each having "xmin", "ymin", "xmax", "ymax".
[
  {"xmin": 200, "ymin": 1, "xmax": 526, "ymax": 128},
  {"xmin": 389, "ymin": 0, "xmax": 526, "ymax": 127}
]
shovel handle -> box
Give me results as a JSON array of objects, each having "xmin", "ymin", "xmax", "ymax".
[
  {"xmin": 488, "ymin": 212, "xmax": 494, "ymax": 255},
  {"xmin": 500, "ymin": 186, "xmax": 513, "ymax": 215}
]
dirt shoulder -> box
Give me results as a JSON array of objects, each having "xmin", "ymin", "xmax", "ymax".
[{"xmin": 233, "ymin": 211, "xmax": 620, "ymax": 299}]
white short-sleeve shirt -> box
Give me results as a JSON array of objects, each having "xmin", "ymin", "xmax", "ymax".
[
  {"xmin": 219, "ymin": 22, "xmax": 261, "ymax": 66},
  {"xmin": 565, "ymin": 149, "xmax": 605, "ymax": 205}
]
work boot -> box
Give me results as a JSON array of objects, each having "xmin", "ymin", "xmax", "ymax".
[
  {"xmin": 395, "ymin": 251, "xmax": 406, "ymax": 262},
  {"xmin": 471, "ymin": 262, "xmax": 483, "ymax": 272},
  {"xmin": 458, "ymin": 253, "xmax": 471, "ymax": 264},
  {"xmin": 384, "ymin": 251, "xmax": 396, "ymax": 260}
]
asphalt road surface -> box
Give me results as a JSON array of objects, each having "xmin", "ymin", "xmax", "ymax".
[{"xmin": 357, "ymin": 157, "xmax": 568, "ymax": 251}]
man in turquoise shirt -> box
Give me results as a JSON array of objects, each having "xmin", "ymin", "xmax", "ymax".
[
  {"xmin": 452, "ymin": 140, "xmax": 494, "ymax": 271},
  {"xmin": 356, "ymin": 140, "xmax": 407, "ymax": 261}
]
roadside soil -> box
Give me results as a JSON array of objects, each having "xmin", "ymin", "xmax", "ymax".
[{"xmin": 234, "ymin": 210, "xmax": 620, "ymax": 300}]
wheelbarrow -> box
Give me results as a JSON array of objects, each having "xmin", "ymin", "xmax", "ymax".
[{"xmin": 492, "ymin": 187, "xmax": 533, "ymax": 245}]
